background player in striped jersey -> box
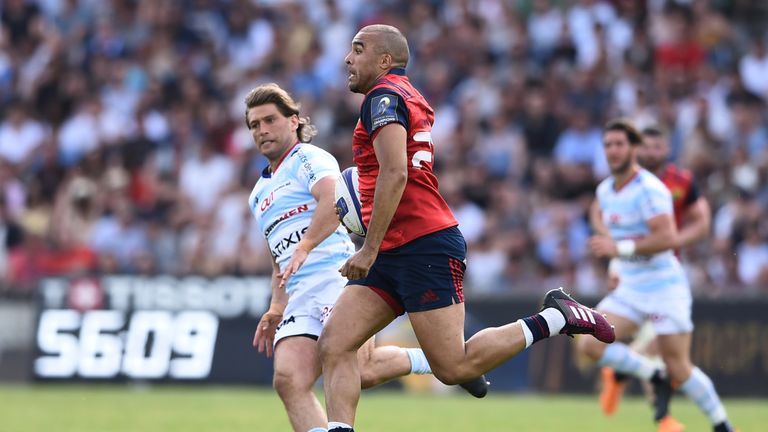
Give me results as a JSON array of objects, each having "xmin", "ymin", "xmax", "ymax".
[
  {"xmin": 246, "ymin": 83, "xmax": 441, "ymax": 432},
  {"xmin": 317, "ymin": 24, "xmax": 615, "ymax": 432},
  {"xmin": 597, "ymin": 125, "xmax": 713, "ymax": 424},
  {"xmin": 580, "ymin": 119, "xmax": 734, "ymax": 432}
]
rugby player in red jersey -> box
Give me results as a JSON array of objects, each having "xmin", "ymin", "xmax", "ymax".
[
  {"xmin": 247, "ymin": 83, "xmax": 472, "ymax": 432},
  {"xmin": 317, "ymin": 24, "xmax": 615, "ymax": 432},
  {"xmin": 639, "ymin": 126, "xmax": 711, "ymax": 249}
]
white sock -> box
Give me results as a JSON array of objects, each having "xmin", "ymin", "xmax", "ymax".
[
  {"xmin": 517, "ymin": 319, "xmax": 534, "ymax": 348},
  {"xmin": 598, "ymin": 342, "xmax": 657, "ymax": 380},
  {"xmin": 328, "ymin": 421, "xmax": 353, "ymax": 431},
  {"xmin": 405, "ymin": 348, "xmax": 432, "ymax": 375},
  {"xmin": 539, "ymin": 307, "xmax": 566, "ymax": 335},
  {"xmin": 680, "ymin": 367, "xmax": 728, "ymax": 425},
  {"xmin": 307, "ymin": 428, "xmax": 327, "ymax": 432}
]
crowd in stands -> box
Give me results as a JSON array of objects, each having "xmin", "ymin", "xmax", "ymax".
[{"xmin": 1, "ymin": 0, "xmax": 767, "ymax": 298}]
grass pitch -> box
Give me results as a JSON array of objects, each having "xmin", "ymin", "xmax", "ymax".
[{"xmin": 0, "ymin": 385, "xmax": 764, "ymax": 431}]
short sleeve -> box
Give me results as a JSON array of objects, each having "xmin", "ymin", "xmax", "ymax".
[
  {"xmin": 684, "ymin": 180, "xmax": 700, "ymax": 207},
  {"xmin": 294, "ymin": 147, "xmax": 340, "ymax": 191},
  {"xmin": 360, "ymin": 88, "xmax": 409, "ymax": 136},
  {"xmin": 639, "ymin": 182, "xmax": 673, "ymax": 220}
]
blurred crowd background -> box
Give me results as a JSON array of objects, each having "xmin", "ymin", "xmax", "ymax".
[{"xmin": 1, "ymin": 0, "xmax": 767, "ymax": 299}]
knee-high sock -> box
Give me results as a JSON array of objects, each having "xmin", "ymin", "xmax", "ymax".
[
  {"xmin": 679, "ymin": 367, "xmax": 728, "ymax": 424},
  {"xmin": 597, "ymin": 342, "xmax": 657, "ymax": 380}
]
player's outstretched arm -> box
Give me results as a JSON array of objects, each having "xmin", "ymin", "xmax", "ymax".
[
  {"xmin": 677, "ymin": 197, "xmax": 711, "ymax": 248},
  {"xmin": 340, "ymin": 123, "xmax": 407, "ymax": 280},
  {"xmin": 253, "ymin": 255, "xmax": 287, "ymax": 358},
  {"xmin": 279, "ymin": 175, "xmax": 341, "ymax": 289}
]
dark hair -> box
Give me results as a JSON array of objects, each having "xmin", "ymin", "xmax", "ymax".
[
  {"xmin": 244, "ymin": 83, "xmax": 317, "ymax": 143},
  {"xmin": 604, "ymin": 119, "xmax": 643, "ymax": 146},
  {"xmin": 641, "ymin": 125, "xmax": 665, "ymax": 138}
]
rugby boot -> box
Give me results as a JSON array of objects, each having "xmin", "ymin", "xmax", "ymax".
[
  {"xmin": 458, "ymin": 375, "xmax": 490, "ymax": 398},
  {"xmin": 541, "ymin": 288, "xmax": 616, "ymax": 343},
  {"xmin": 600, "ymin": 367, "xmax": 627, "ymax": 416},
  {"xmin": 657, "ymin": 415, "xmax": 685, "ymax": 432}
]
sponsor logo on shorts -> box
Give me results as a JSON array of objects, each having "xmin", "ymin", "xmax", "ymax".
[
  {"xmin": 419, "ymin": 289, "xmax": 440, "ymax": 305},
  {"xmin": 320, "ymin": 306, "xmax": 333, "ymax": 324},
  {"xmin": 276, "ymin": 315, "xmax": 295, "ymax": 331}
]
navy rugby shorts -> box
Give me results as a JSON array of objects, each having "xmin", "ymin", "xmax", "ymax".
[{"xmin": 347, "ymin": 226, "xmax": 466, "ymax": 315}]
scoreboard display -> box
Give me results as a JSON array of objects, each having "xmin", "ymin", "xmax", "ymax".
[{"xmin": 33, "ymin": 276, "xmax": 275, "ymax": 383}]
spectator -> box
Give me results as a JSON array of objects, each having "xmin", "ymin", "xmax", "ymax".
[
  {"xmin": 739, "ymin": 36, "xmax": 768, "ymax": 100},
  {"xmin": 0, "ymin": 101, "xmax": 47, "ymax": 168},
  {"xmin": 178, "ymin": 142, "xmax": 235, "ymax": 217},
  {"xmin": 88, "ymin": 198, "xmax": 148, "ymax": 273},
  {"xmin": 736, "ymin": 222, "xmax": 768, "ymax": 290},
  {"xmin": 0, "ymin": 0, "xmax": 765, "ymax": 298},
  {"xmin": 554, "ymin": 108, "xmax": 605, "ymax": 188}
]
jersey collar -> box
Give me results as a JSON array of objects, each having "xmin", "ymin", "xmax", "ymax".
[
  {"xmin": 613, "ymin": 168, "xmax": 640, "ymax": 192},
  {"xmin": 388, "ymin": 68, "xmax": 406, "ymax": 76},
  {"xmin": 261, "ymin": 142, "xmax": 300, "ymax": 178}
]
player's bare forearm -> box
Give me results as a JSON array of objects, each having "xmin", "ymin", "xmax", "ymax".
[
  {"xmin": 677, "ymin": 198, "xmax": 711, "ymax": 248},
  {"xmin": 591, "ymin": 213, "xmax": 678, "ymax": 258},
  {"xmin": 296, "ymin": 176, "xmax": 341, "ymax": 253},
  {"xmin": 364, "ymin": 123, "xmax": 408, "ymax": 253},
  {"xmin": 253, "ymin": 256, "xmax": 285, "ymax": 355},
  {"xmin": 634, "ymin": 213, "xmax": 678, "ymax": 255},
  {"xmin": 270, "ymin": 258, "xmax": 288, "ymax": 306},
  {"xmin": 364, "ymin": 166, "xmax": 406, "ymax": 252}
]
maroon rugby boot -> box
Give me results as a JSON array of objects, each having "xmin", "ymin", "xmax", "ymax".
[
  {"xmin": 458, "ymin": 374, "xmax": 489, "ymax": 398},
  {"xmin": 541, "ymin": 288, "xmax": 615, "ymax": 343}
]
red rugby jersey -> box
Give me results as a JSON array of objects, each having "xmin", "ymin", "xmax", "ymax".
[
  {"xmin": 659, "ymin": 163, "xmax": 699, "ymax": 228},
  {"xmin": 352, "ymin": 68, "xmax": 457, "ymax": 251}
]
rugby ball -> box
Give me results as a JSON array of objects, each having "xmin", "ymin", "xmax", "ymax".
[{"xmin": 335, "ymin": 167, "xmax": 366, "ymax": 236}]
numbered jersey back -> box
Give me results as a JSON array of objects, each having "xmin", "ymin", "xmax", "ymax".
[{"xmin": 352, "ymin": 68, "xmax": 458, "ymax": 251}]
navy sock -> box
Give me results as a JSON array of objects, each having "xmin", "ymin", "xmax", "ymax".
[
  {"xmin": 521, "ymin": 314, "xmax": 550, "ymax": 345},
  {"xmin": 714, "ymin": 421, "xmax": 734, "ymax": 432},
  {"xmin": 614, "ymin": 370, "xmax": 630, "ymax": 382}
]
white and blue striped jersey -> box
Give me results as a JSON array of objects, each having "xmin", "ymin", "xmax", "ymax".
[
  {"xmin": 596, "ymin": 169, "xmax": 687, "ymax": 292},
  {"xmin": 248, "ymin": 143, "xmax": 354, "ymax": 296}
]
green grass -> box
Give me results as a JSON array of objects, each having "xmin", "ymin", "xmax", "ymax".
[{"xmin": 0, "ymin": 385, "xmax": 764, "ymax": 431}]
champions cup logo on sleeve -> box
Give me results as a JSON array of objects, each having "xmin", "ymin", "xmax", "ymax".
[
  {"xmin": 371, "ymin": 94, "xmax": 398, "ymax": 129},
  {"xmin": 377, "ymin": 96, "xmax": 391, "ymax": 115}
]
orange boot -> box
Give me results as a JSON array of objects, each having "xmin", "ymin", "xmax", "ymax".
[
  {"xmin": 657, "ymin": 415, "xmax": 685, "ymax": 432},
  {"xmin": 599, "ymin": 367, "xmax": 627, "ymax": 416}
]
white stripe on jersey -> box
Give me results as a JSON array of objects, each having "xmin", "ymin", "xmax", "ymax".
[{"xmin": 596, "ymin": 169, "xmax": 687, "ymax": 291}]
